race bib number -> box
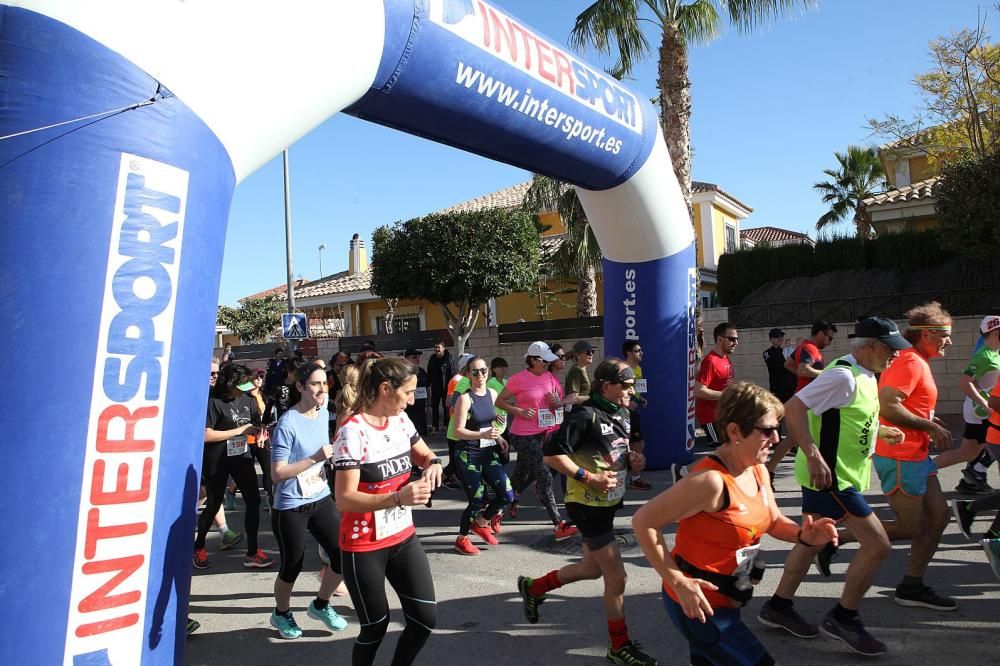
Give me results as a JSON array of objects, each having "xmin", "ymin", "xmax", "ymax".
[
  {"xmin": 733, "ymin": 544, "xmax": 761, "ymax": 576},
  {"xmin": 414, "ymin": 387, "xmax": 428, "ymax": 400},
  {"xmin": 537, "ymin": 409, "xmax": 556, "ymax": 428},
  {"xmin": 479, "ymin": 438, "xmax": 496, "ymax": 448},
  {"xmin": 226, "ymin": 435, "xmax": 248, "ymax": 457},
  {"xmin": 375, "ymin": 504, "xmax": 413, "ymax": 540},
  {"xmin": 607, "ymin": 481, "xmax": 626, "ymax": 501},
  {"xmin": 555, "ymin": 408, "xmax": 564, "ymax": 425},
  {"xmin": 635, "ymin": 379, "xmax": 648, "ymax": 394},
  {"xmin": 296, "ymin": 461, "xmax": 328, "ymax": 497}
]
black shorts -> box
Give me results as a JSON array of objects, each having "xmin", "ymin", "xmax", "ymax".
[
  {"xmin": 566, "ymin": 501, "xmax": 623, "ymax": 550},
  {"xmin": 964, "ymin": 421, "xmax": 988, "ymax": 443},
  {"xmin": 629, "ymin": 409, "xmax": 642, "ymax": 443}
]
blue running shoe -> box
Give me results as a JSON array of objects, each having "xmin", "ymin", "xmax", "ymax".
[
  {"xmin": 982, "ymin": 538, "xmax": 1000, "ymax": 582},
  {"xmin": 270, "ymin": 610, "xmax": 302, "ymax": 640},
  {"xmin": 308, "ymin": 601, "xmax": 348, "ymax": 631}
]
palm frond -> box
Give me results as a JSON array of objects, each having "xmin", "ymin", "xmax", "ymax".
[
  {"xmin": 676, "ymin": 0, "xmax": 721, "ymax": 45},
  {"xmin": 723, "ymin": 0, "xmax": 816, "ymax": 34},
  {"xmin": 571, "ymin": 0, "xmax": 651, "ymax": 79}
]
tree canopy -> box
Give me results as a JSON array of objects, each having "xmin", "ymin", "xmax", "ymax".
[
  {"xmin": 935, "ymin": 150, "xmax": 1000, "ymax": 259},
  {"xmin": 216, "ymin": 296, "xmax": 284, "ymax": 344},
  {"xmin": 813, "ymin": 145, "xmax": 886, "ymax": 236},
  {"xmin": 370, "ymin": 208, "xmax": 539, "ymax": 353}
]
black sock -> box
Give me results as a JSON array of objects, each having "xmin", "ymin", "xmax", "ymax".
[
  {"xmin": 313, "ymin": 597, "xmax": 329, "ymax": 610},
  {"xmin": 275, "ymin": 607, "xmax": 292, "ymax": 618},
  {"xmin": 768, "ymin": 594, "xmax": 793, "ymax": 612},
  {"xmin": 900, "ymin": 575, "xmax": 923, "ymax": 590},
  {"xmin": 832, "ymin": 603, "xmax": 858, "ymax": 623}
]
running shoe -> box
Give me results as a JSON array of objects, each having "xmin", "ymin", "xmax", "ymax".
[
  {"xmin": 186, "ymin": 617, "xmax": 200, "ymax": 637},
  {"xmin": 893, "ymin": 585, "xmax": 957, "ymax": 611},
  {"xmin": 454, "ymin": 535, "xmax": 481, "ymax": 556},
  {"xmin": 553, "ymin": 521, "xmax": 579, "ymax": 541},
  {"xmin": 756, "ymin": 600, "xmax": 819, "ymax": 638},
  {"xmin": 244, "ymin": 549, "xmax": 275, "ymax": 568},
  {"xmin": 517, "ymin": 575, "xmax": 545, "ymax": 624},
  {"xmin": 820, "ymin": 611, "xmax": 886, "ymax": 656},
  {"xmin": 307, "ymin": 600, "xmax": 348, "ymax": 631},
  {"xmin": 951, "ymin": 499, "xmax": 975, "ymax": 540},
  {"xmin": 489, "ymin": 512, "xmax": 503, "ymax": 535},
  {"xmin": 982, "ymin": 538, "xmax": 1000, "ymax": 581},
  {"xmin": 956, "ymin": 476, "xmax": 994, "ymax": 495},
  {"xmin": 219, "ymin": 529, "xmax": 243, "ymax": 550},
  {"xmin": 270, "ymin": 610, "xmax": 302, "ymax": 640},
  {"xmin": 814, "ymin": 542, "xmax": 838, "ymax": 578},
  {"xmin": 628, "ymin": 478, "xmax": 652, "ymax": 491},
  {"xmin": 607, "ymin": 639, "xmax": 657, "ymax": 666},
  {"xmin": 508, "ymin": 500, "xmax": 519, "ymax": 518},
  {"xmin": 985, "ymin": 529, "xmax": 1000, "ymax": 540},
  {"xmin": 671, "ymin": 465, "xmax": 688, "ymax": 485},
  {"xmin": 470, "ymin": 522, "xmax": 499, "ymax": 546},
  {"xmin": 223, "ymin": 490, "xmax": 236, "ymax": 510},
  {"xmin": 193, "ymin": 548, "xmax": 210, "ymax": 570}
]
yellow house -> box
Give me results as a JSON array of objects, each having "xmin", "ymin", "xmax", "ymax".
[{"xmin": 287, "ymin": 179, "xmax": 752, "ymax": 336}]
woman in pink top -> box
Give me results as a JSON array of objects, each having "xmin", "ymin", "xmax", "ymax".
[{"xmin": 496, "ymin": 341, "xmax": 578, "ymax": 541}]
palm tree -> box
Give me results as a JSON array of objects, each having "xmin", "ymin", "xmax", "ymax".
[
  {"xmin": 571, "ymin": 1, "xmax": 813, "ymax": 212},
  {"xmin": 813, "ymin": 145, "xmax": 887, "ymax": 237},
  {"xmin": 523, "ymin": 175, "xmax": 603, "ymax": 317}
]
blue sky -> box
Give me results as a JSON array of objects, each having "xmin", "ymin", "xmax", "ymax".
[{"xmin": 218, "ymin": 0, "xmax": 990, "ymax": 305}]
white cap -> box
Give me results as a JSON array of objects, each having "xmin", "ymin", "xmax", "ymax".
[
  {"xmin": 982, "ymin": 316, "xmax": 1000, "ymax": 335},
  {"xmin": 524, "ymin": 341, "xmax": 558, "ymax": 362},
  {"xmin": 457, "ymin": 353, "xmax": 476, "ymax": 370}
]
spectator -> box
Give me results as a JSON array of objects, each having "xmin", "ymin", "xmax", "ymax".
[
  {"xmin": 763, "ymin": 328, "xmax": 795, "ymax": 404},
  {"xmin": 404, "ymin": 348, "xmax": 430, "ymax": 437},
  {"xmin": 427, "ymin": 340, "xmax": 455, "ymax": 433}
]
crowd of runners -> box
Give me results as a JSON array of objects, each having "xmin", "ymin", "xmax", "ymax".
[{"xmin": 191, "ymin": 304, "xmax": 1000, "ymax": 664}]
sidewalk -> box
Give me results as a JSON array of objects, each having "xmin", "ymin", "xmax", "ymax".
[{"xmin": 186, "ymin": 426, "xmax": 999, "ymax": 665}]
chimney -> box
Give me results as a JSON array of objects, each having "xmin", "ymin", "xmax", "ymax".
[{"xmin": 348, "ymin": 233, "xmax": 368, "ymax": 275}]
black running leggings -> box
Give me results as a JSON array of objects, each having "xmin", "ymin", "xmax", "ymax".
[
  {"xmin": 197, "ymin": 446, "xmax": 261, "ymax": 555},
  {"xmin": 252, "ymin": 443, "xmax": 273, "ymax": 502},
  {"xmin": 341, "ymin": 535, "xmax": 436, "ymax": 666},
  {"xmin": 272, "ymin": 496, "xmax": 342, "ymax": 583},
  {"xmin": 455, "ymin": 447, "xmax": 514, "ymax": 535}
]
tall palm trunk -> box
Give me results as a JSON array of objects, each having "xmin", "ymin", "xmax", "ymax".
[
  {"xmin": 577, "ymin": 261, "xmax": 598, "ymax": 317},
  {"xmin": 657, "ymin": 23, "xmax": 693, "ymax": 220}
]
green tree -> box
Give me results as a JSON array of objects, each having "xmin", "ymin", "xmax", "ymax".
[
  {"xmin": 216, "ymin": 295, "xmax": 284, "ymax": 344},
  {"xmin": 935, "ymin": 150, "xmax": 1000, "ymax": 259},
  {"xmin": 523, "ymin": 174, "xmax": 603, "ymax": 317},
  {"xmin": 571, "ymin": 0, "xmax": 812, "ymax": 210},
  {"xmin": 370, "ymin": 209, "xmax": 539, "ymax": 354},
  {"xmin": 813, "ymin": 145, "xmax": 886, "ymax": 237}
]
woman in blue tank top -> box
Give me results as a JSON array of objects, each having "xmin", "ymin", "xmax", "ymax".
[{"xmin": 451, "ymin": 356, "xmax": 516, "ymax": 555}]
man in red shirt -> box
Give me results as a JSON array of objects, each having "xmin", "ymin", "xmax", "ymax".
[
  {"xmin": 768, "ymin": 321, "xmax": 838, "ymax": 478},
  {"xmin": 694, "ymin": 322, "xmax": 737, "ymax": 443}
]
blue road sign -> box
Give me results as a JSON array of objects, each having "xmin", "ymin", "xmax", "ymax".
[{"xmin": 282, "ymin": 313, "xmax": 308, "ymax": 340}]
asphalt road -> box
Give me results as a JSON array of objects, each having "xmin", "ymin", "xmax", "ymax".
[{"xmin": 186, "ymin": 425, "xmax": 999, "ymax": 665}]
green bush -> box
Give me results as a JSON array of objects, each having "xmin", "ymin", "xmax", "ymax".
[{"xmin": 936, "ymin": 151, "xmax": 1000, "ymax": 260}]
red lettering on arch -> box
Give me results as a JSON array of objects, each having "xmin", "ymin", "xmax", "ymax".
[
  {"xmin": 96, "ymin": 404, "xmax": 158, "ymax": 453},
  {"xmin": 91, "ymin": 457, "xmax": 153, "ymax": 506},
  {"xmin": 84, "ymin": 508, "xmax": 147, "ymax": 560},
  {"xmin": 553, "ymin": 50, "xmax": 575, "ymax": 94},
  {"xmin": 78, "ymin": 555, "xmax": 144, "ymax": 613}
]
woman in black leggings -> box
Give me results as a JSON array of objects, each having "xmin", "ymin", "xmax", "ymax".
[
  {"xmin": 334, "ymin": 357, "xmax": 442, "ymax": 666},
  {"xmin": 268, "ymin": 362, "xmax": 350, "ymax": 639},
  {"xmin": 196, "ymin": 364, "xmax": 273, "ymax": 569}
]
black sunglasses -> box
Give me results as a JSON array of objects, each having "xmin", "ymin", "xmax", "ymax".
[
  {"xmin": 753, "ymin": 425, "xmax": 780, "ymax": 437},
  {"xmin": 469, "ymin": 368, "xmax": 488, "ymax": 375},
  {"xmin": 724, "ymin": 336, "xmax": 739, "ymax": 343}
]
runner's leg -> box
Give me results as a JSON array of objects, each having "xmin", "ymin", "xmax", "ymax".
[
  {"xmin": 229, "ymin": 457, "xmax": 262, "ymax": 555},
  {"xmin": 342, "ymin": 548, "xmax": 391, "ymax": 666},
  {"xmin": 385, "ymin": 537, "xmax": 436, "ymax": 666}
]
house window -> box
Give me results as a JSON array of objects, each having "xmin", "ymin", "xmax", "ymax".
[
  {"xmin": 724, "ymin": 224, "xmax": 737, "ymax": 253},
  {"xmin": 374, "ymin": 314, "xmax": 420, "ymax": 335}
]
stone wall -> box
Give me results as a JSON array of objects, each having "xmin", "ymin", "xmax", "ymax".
[{"xmin": 703, "ymin": 308, "xmax": 982, "ymax": 416}]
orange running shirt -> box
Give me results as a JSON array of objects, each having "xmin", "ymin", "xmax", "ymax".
[
  {"xmin": 986, "ymin": 377, "xmax": 1000, "ymax": 445},
  {"xmin": 667, "ymin": 457, "xmax": 774, "ymax": 609},
  {"xmin": 875, "ymin": 348, "xmax": 937, "ymax": 461}
]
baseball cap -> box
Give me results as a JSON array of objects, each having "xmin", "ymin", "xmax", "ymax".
[
  {"xmin": 404, "ymin": 348, "xmax": 422, "ymax": 357},
  {"xmin": 524, "ymin": 341, "xmax": 558, "ymax": 362},
  {"xmin": 236, "ymin": 380, "xmax": 254, "ymax": 391},
  {"xmin": 981, "ymin": 316, "xmax": 1000, "ymax": 335},
  {"xmin": 457, "ymin": 353, "xmax": 476, "ymax": 369},
  {"xmin": 851, "ymin": 317, "xmax": 911, "ymax": 350},
  {"xmin": 594, "ymin": 362, "xmax": 636, "ymax": 385},
  {"xmin": 768, "ymin": 328, "xmax": 785, "ymax": 338},
  {"xmin": 572, "ymin": 340, "xmax": 595, "ymax": 354}
]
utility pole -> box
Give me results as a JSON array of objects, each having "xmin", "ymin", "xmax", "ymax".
[
  {"xmin": 318, "ymin": 243, "xmax": 326, "ymax": 278},
  {"xmin": 283, "ymin": 149, "xmax": 296, "ymax": 314}
]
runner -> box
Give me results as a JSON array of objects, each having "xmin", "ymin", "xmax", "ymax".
[
  {"xmin": 632, "ymin": 382, "xmax": 838, "ymax": 666},
  {"xmin": 755, "ymin": 317, "xmax": 907, "ymax": 656},
  {"xmin": 694, "ymin": 323, "xmax": 739, "ymax": 444},
  {"xmin": 442, "ymin": 353, "xmax": 474, "ymax": 488},
  {"xmin": 196, "ymin": 363, "xmax": 274, "ymax": 569},
  {"xmin": 952, "ymin": 371, "xmax": 1000, "ymax": 544},
  {"xmin": 623, "ymin": 340, "xmax": 654, "ymax": 489},
  {"xmin": 334, "ymin": 357, "xmax": 442, "ymax": 666},
  {"xmin": 518, "ymin": 359, "xmax": 657, "ymax": 665},
  {"xmin": 268, "ymin": 362, "xmax": 349, "ymax": 639},
  {"xmin": 495, "ymin": 341, "xmax": 578, "ymax": 539},
  {"xmin": 200, "ymin": 357, "xmax": 242, "ymax": 552},
  {"xmin": 867, "ymin": 302, "xmax": 956, "ymax": 610},
  {"xmin": 452, "ymin": 356, "xmax": 513, "ymax": 555}
]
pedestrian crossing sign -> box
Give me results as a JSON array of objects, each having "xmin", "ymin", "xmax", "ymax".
[{"xmin": 281, "ymin": 312, "xmax": 308, "ymax": 340}]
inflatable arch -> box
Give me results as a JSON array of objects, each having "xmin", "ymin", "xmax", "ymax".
[{"xmin": 1, "ymin": 1, "xmax": 695, "ymax": 662}]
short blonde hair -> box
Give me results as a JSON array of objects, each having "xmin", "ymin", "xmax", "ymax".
[{"xmin": 715, "ymin": 382, "xmax": 784, "ymax": 443}]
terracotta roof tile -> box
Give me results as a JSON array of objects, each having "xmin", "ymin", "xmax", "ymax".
[
  {"xmin": 740, "ymin": 226, "xmax": 813, "ymax": 244},
  {"xmin": 240, "ymin": 278, "xmax": 310, "ymax": 302},
  {"xmin": 294, "ymin": 267, "xmax": 372, "ymax": 299},
  {"xmin": 861, "ymin": 175, "xmax": 942, "ymax": 207},
  {"xmin": 436, "ymin": 182, "xmax": 532, "ymax": 214},
  {"xmin": 692, "ymin": 181, "xmax": 754, "ymax": 212}
]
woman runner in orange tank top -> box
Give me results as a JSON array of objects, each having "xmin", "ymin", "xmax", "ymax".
[{"xmin": 633, "ymin": 382, "xmax": 838, "ymax": 665}]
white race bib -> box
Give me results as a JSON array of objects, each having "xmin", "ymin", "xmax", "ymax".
[
  {"xmin": 414, "ymin": 387, "xmax": 428, "ymax": 400},
  {"xmin": 537, "ymin": 409, "xmax": 556, "ymax": 427},
  {"xmin": 296, "ymin": 461, "xmax": 328, "ymax": 497},
  {"xmin": 635, "ymin": 378, "xmax": 648, "ymax": 394},
  {"xmin": 479, "ymin": 438, "xmax": 496, "ymax": 448},
  {"xmin": 606, "ymin": 481, "xmax": 626, "ymax": 501},
  {"xmin": 375, "ymin": 504, "xmax": 413, "ymax": 540},
  {"xmin": 733, "ymin": 544, "xmax": 761, "ymax": 576},
  {"xmin": 226, "ymin": 435, "xmax": 248, "ymax": 457}
]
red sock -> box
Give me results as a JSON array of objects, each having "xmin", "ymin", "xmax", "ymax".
[
  {"xmin": 608, "ymin": 617, "xmax": 629, "ymax": 650},
  {"xmin": 529, "ymin": 570, "xmax": 562, "ymax": 596}
]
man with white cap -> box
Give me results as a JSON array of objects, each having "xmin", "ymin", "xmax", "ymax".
[
  {"xmin": 496, "ymin": 341, "xmax": 578, "ymax": 540},
  {"xmin": 949, "ymin": 315, "xmax": 1000, "ymax": 493}
]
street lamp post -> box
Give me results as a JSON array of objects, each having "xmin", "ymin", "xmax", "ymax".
[{"xmin": 318, "ymin": 243, "xmax": 326, "ymax": 278}]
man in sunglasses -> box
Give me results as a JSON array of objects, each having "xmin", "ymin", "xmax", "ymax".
[
  {"xmin": 757, "ymin": 317, "xmax": 907, "ymax": 657},
  {"xmin": 694, "ymin": 322, "xmax": 739, "ymax": 446}
]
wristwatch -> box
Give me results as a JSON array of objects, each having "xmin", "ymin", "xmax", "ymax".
[{"xmin": 429, "ymin": 458, "xmax": 442, "ymax": 466}]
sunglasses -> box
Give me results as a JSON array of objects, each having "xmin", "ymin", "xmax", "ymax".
[
  {"xmin": 724, "ymin": 336, "xmax": 739, "ymax": 343},
  {"xmin": 753, "ymin": 425, "xmax": 780, "ymax": 437},
  {"xmin": 555, "ymin": 354, "xmax": 565, "ymax": 360},
  {"xmin": 210, "ymin": 371, "xmax": 219, "ymax": 377},
  {"xmin": 581, "ymin": 350, "xmax": 594, "ymax": 355},
  {"xmin": 469, "ymin": 368, "xmax": 489, "ymax": 375}
]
